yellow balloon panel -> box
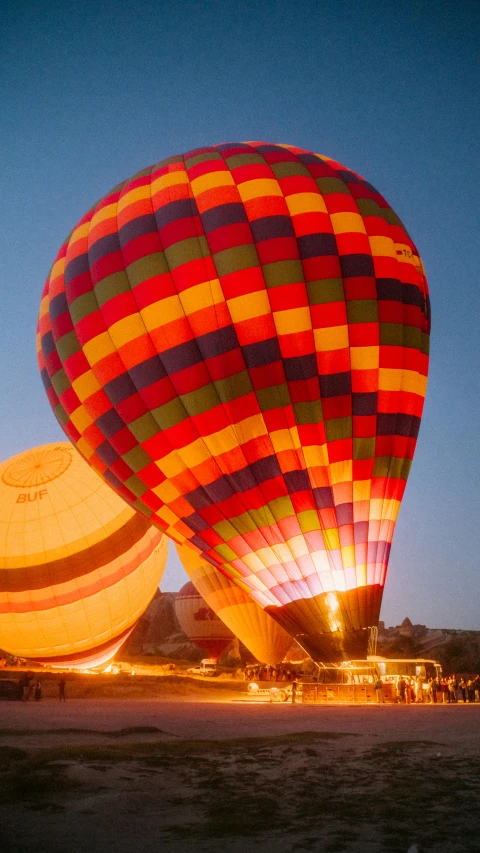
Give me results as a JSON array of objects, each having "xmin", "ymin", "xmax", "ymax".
[
  {"xmin": 176, "ymin": 544, "xmax": 293, "ymax": 665},
  {"xmin": 0, "ymin": 443, "xmax": 167, "ymax": 666}
]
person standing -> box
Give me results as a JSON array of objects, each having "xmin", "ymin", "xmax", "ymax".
[
  {"xmin": 426, "ymin": 678, "xmax": 434, "ymax": 703},
  {"xmin": 441, "ymin": 678, "xmax": 448, "ymax": 703},
  {"xmin": 474, "ymin": 675, "xmax": 480, "ymax": 702},
  {"xmin": 415, "ymin": 675, "xmax": 423, "ymax": 703},
  {"xmin": 58, "ymin": 678, "xmax": 66, "ymax": 701},
  {"xmin": 34, "ymin": 680, "xmax": 42, "ymax": 702},
  {"xmin": 448, "ymin": 676, "xmax": 457, "ymax": 703},
  {"xmin": 21, "ymin": 674, "xmax": 30, "ymax": 703},
  {"xmin": 467, "ymin": 678, "xmax": 475, "ymax": 703},
  {"xmin": 291, "ymin": 678, "xmax": 298, "ymax": 704},
  {"xmin": 405, "ymin": 679, "xmax": 413, "ymax": 704},
  {"xmin": 375, "ymin": 675, "xmax": 385, "ymax": 704}
]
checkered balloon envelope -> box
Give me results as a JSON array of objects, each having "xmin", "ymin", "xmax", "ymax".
[{"xmin": 38, "ymin": 142, "xmax": 430, "ymax": 662}]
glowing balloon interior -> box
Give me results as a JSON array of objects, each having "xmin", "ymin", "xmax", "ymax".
[
  {"xmin": 0, "ymin": 443, "xmax": 167, "ymax": 667},
  {"xmin": 38, "ymin": 142, "xmax": 430, "ymax": 661}
]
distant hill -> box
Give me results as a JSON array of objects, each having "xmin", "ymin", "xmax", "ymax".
[
  {"xmin": 124, "ymin": 590, "xmax": 200, "ymax": 661},
  {"xmin": 377, "ymin": 619, "xmax": 480, "ymax": 674}
]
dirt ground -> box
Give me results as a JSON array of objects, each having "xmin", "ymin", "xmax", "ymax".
[{"xmin": 1, "ymin": 692, "xmax": 480, "ymax": 853}]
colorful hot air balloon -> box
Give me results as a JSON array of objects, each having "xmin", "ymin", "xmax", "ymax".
[
  {"xmin": 37, "ymin": 142, "xmax": 430, "ymax": 662},
  {"xmin": 0, "ymin": 442, "xmax": 167, "ymax": 668},
  {"xmin": 174, "ymin": 581, "xmax": 234, "ymax": 661},
  {"xmin": 176, "ymin": 543, "xmax": 293, "ymax": 665}
]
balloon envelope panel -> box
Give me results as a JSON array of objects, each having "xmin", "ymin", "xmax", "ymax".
[
  {"xmin": 174, "ymin": 581, "xmax": 234, "ymax": 660},
  {"xmin": 0, "ymin": 443, "xmax": 167, "ymax": 667},
  {"xmin": 176, "ymin": 543, "xmax": 293, "ymax": 665},
  {"xmin": 38, "ymin": 142, "xmax": 430, "ymax": 661}
]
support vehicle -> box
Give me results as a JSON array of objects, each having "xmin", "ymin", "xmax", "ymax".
[{"xmin": 186, "ymin": 659, "xmax": 218, "ymax": 677}]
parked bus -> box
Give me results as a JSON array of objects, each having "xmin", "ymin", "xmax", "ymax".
[{"xmin": 340, "ymin": 658, "xmax": 442, "ymax": 688}]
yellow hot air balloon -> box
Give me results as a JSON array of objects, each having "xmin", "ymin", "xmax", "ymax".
[
  {"xmin": 176, "ymin": 543, "xmax": 293, "ymax": 665},
  {"xmin": 0, "ymin": 442, "xmax": 167, "ymax": 668}
]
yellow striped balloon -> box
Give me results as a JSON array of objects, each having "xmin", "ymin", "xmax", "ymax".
[
  {"xmin": 176, "ymin": 544, "xmax": 293, "ymax": 665},
  {"xmin": 0, "ymin": 442, "xmax": 167, "ymax": 668}
]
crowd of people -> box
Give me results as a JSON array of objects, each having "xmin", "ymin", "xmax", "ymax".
[
  {"xmin": 243, "ymin": 665, "xmax": 297, "ymax": 682},
  {"xmin": 16, "ymin": 674, "xmax": 67, "ymax": 702},
  {"xmin": 390, "ymin": 674, "xmax": 480, "ymax": 703},
  {"xmin": 18, "ymin": 673, "xmax": 42, "ymax": 702},
  {"xmin": 245, "ymin": 667, "xmax": 480, "ymax": 705}
]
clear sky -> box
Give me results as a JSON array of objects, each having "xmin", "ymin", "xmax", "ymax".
[{"xmin": 1, "ymin": 0, "xmax": 479, "ymax": 628}]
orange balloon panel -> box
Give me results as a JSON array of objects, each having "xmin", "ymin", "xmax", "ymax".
[
  {"xmin": 0, "ymin": 443, "xmax": 167, "ymax": 667},
  {"xmin": 176, "ymin": 544, "xmax": 293, "ymax": 665},
  {"xmin": 174, "ymin": 580, "xmax": 234, "ymax": 661}
]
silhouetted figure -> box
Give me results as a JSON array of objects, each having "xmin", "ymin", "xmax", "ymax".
[
  {"xmin": 21, "ymin": 674, "xmax": 31, "ymax": 703},
  {"xmin": 34, "ymin": 680, "xmax": 42, "ymax": 701},
  {"xmin": 58, "ymin": 678, "xmax": 66, "ymax": 701},
  {"xmin": 291, "ymin": 679, "xmax": 298, "ymax": 704},
  {"xmin": 467, "ymin": 678, "xmax": 475, "ymax": 703}
]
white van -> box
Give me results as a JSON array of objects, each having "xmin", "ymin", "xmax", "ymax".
[{"xmin": 187, "ymin": 659, "xmax": 218, "ymax": 677}]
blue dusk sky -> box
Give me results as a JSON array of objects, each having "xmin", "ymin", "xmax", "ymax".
[{"xmin": 1, "ymin": 0, "xmax": 479, "ymax": 628}]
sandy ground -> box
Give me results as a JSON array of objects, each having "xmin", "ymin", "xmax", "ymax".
[
  {"xmin": 2, "ymin": 696, "xmax": 480, "ymax": 744},
  {"xmin": 1, "ymin": 695, "xmax": 480, "ymax": 853}
]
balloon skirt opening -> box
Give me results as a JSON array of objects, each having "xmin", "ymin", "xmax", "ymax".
[{"xmin": 265, "ymin": 584, "xmax": 383, "ymax": 663}]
